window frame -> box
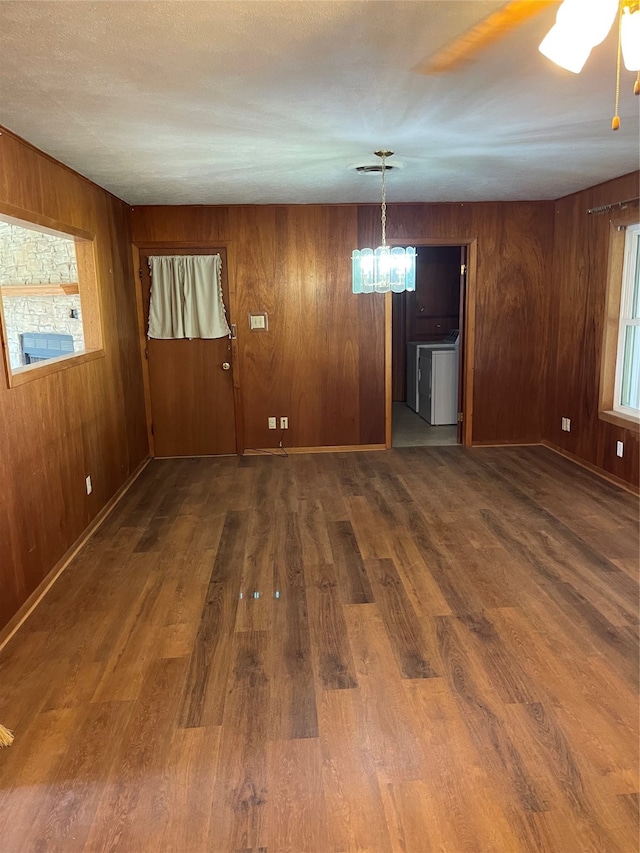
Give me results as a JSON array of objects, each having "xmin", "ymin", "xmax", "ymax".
[
  {"xmin": 599, "ymin": 207, "xmax": 640, "ymax": 432},
  {"xmin": 612, "ymin": 222, "xmax": 640, "ymax": 418},
  {"xmin": 0, "ymin": 202, "xmax": 105, "ymax": 388}
]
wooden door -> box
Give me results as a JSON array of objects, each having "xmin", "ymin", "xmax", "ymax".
[{"xmin": 139, "ymin": 247, "xmax": 237, "ymax": 457}]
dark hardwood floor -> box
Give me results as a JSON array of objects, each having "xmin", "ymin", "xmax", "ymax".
[{"xmin": 0, "ymin": 446, "xmax": 638, "ymax": 852}]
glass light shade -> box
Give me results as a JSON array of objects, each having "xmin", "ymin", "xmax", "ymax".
[
  {"xmin": 538, "ymin": 26, "xmax": 593, "ymax": 72},
  {"xmin": 352, "ymin": 246, "xmax": 417, "ymax": 294},
  {"xmin": 621, "ymin": 6, "xmax": 640, "ymax": 71},
  {"xmin": 539, "ymin": 0, "xmax": 619, "ymax": 73}
]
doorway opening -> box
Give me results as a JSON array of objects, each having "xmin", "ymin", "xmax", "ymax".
[{"xmin": 391, "ymin": 244, "xmax": 467, "ymax": 447}]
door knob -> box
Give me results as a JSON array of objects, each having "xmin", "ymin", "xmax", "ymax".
[{"xmin": 222, "ymin": 362, "xmax": 231, "ymax": 370}]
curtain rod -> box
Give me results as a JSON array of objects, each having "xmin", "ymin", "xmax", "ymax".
[{"xmin": 586, "ymin": 197, "xmax": 639, "ymax": 215}]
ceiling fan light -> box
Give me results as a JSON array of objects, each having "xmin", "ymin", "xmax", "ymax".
[
  {"xmin": 538, "ymin": 0, "xmax": 619, "ymax": 72},
  {"xmin": 621, "ymin": 6, "xmax": 640, "ymax": 71},
  {"xmin": 539, "ymin": 24, "xmax": 593, "ymax": 72},
  {"xmin": 577, "ymin": 0, "xmax": 620, "ymax": 45},
  {"xmin": 559, "ymin": 0, "xmax": 619, "ymax": 46}
]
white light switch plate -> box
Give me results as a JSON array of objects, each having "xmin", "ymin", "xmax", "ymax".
[{"xmin": 249, "ymin": 312, "xmax": 268, "ymax": 331}]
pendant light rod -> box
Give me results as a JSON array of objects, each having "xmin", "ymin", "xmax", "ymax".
[{"xmin": 374, "ymin": 150, "xmax": 393, "ymax": 247}]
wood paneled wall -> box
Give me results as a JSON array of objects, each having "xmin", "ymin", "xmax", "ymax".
[
  {"xmin": 135, "ymin": 187, "xmax": 638, "ymax": 486},
  {"xmin": 134, "ymin": 201, "xmax": 553, "ymax": 451},
  {"xmin": 544, "ymin": 171, "xmax": 639, "ymax": 488},
  {"xmin": 0, "ymin": 130, "xmax": 148, "ymax": 631},
  {"xmin": 359, "ymin": 201, "xmax": 555, "ymax": 444},
  {"xmin": 131, "ymin": 205, "xmax": 385, "ymax": 450}
]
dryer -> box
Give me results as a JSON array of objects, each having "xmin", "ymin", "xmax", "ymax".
[
  {"xmin": 418, "ymin": 349, "xmax": 458, "ymax": 425},
  {"xmin": 406, "ymin": 330, "xmax": 458, "ymax": 413}
]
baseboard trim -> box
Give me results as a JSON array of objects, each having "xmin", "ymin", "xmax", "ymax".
[
  {"xmin": 0, "ymin": 455, "xmax": 152, "ymax": 654},
  {"xmin": 243, "ymin": 444, "xmax": 386, "ymax": 456},
  {"xmin": 470, "ymin": 441, "xmax": 540, "ymax": 447},
  {"xmin": 541, "ymin": 440, "xmax": 639, "ymax": 496}
]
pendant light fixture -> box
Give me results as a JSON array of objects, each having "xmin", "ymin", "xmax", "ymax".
[{"xmin": 352, "ymin": 151, "xmax": 416, "ymax": 294}]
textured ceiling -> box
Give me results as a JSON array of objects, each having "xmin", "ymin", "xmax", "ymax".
[{"xmin": 0, "ymin": 1, "xmax": 638, "ymax": 205}]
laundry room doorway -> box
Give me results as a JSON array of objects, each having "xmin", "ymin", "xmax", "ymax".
[{"xmin": 387, "ymin": 241, "xmax": 476, "ymax": 448}]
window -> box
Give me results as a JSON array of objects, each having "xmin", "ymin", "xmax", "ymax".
[
  {"xmin": 600, "ymin": 214, "xmax": 640, "ymax": 429},
  {"xmin": 614, "ymin": 223, "xmax": 640, "ymax": 417},
  {"xmin": 0, "ymin": 210, "xmax": 103, "ymax": 387}
]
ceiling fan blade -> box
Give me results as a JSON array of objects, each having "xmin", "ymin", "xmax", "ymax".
[{"xmin": 412, "ymin": 0, "xmax": 557, "ymax": 74}]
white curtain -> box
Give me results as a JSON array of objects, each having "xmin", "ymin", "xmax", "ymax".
[{"xmin": 147, "ymin": 254, "xmax": 231, "ymax": 339}]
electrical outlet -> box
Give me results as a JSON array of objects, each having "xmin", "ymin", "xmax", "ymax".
[
  {"xmin": 280, "ymin": 417, "xmax": 289, "ymax": 429},
  {"xmin": 85, "ymin": 475, "xmax": 92, "ymax": 495},
  {"xmin": 561, "ymin": 417, "xmax": 571, "ymax": 432},
  {"xmin": 616, "ymin": 440, "xmax": 624, "ymax": 457},
  {"xmin": 268, "ymin": 417, "xmax": 277, "ymax": 429}
]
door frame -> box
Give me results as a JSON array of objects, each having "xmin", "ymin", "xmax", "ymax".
[
  {"xmin": 131, "ymin": 240, "xmax": 244, "ymax": 456},
  {"xmin": 384, "ymin": 237, "xmax": 478, "ymax": 448}
]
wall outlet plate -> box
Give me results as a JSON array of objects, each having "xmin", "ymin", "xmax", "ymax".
[
  {"xmin": 268, "ymin": 417, "xmax": 277, "ymax": 429},
  {"xmin": 616, "ymin": 440, "xmax": 624, "ymax": 457},
  {"xmin": 280, "ymin": 416, "xmax": 289, "ymax": 429},
  {"xmin": 85, "ymin": 475, "xmax": 92, "ymax": 495}
]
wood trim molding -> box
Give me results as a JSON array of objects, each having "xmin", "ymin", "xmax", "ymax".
[
  {"xmin": 3, "ymin": 348, "xmax": 105, "ymax": 389},
  {"xmin": 225, "ymin": 240, "xmax": 245, "ymax": 455},
  {"xmin": 1, "ymin": 283, "xmax": 79, "ymax": 297},
  {"xmin": 463, "ymin": 239, "xmax": 478, "ymax": 446},
  {"xmin": 0, "ymin": 287, "xmax": 12, "ymax": 388},
  {"xmin": 385, "ymin": 292, "xmax": 393, "ymax": 449},
  {"xmin": 598, "ymin": 409, "xmax": 640, "ymax": 433},
  {"xmin": 471, "ymin": 440, "xmax": 541, "ymax": 447},
  {"xmin": 541, "ymin": 439, "xmax": 639, "ymax": 496},
  {"xmin": 74, "ymin": 238, "xmax": 103, "ymax": 350},
  {"xmin": 132, "ymin": 240, "xmax": 232, "ymax": 249},
  {"xmin": 0, "ymin": 456, "xmax": 152, "ymax": 654},
  {"xmin": 131, "ymin": 244, "xmax": 155, "ymax": 456},
  {"xmin": 244, "ymin": 444, "xmax": 386, "ymax": 455},
  {"xmin": 0, "ymin": 198, "xmax": 95, "ymax": 242}
]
